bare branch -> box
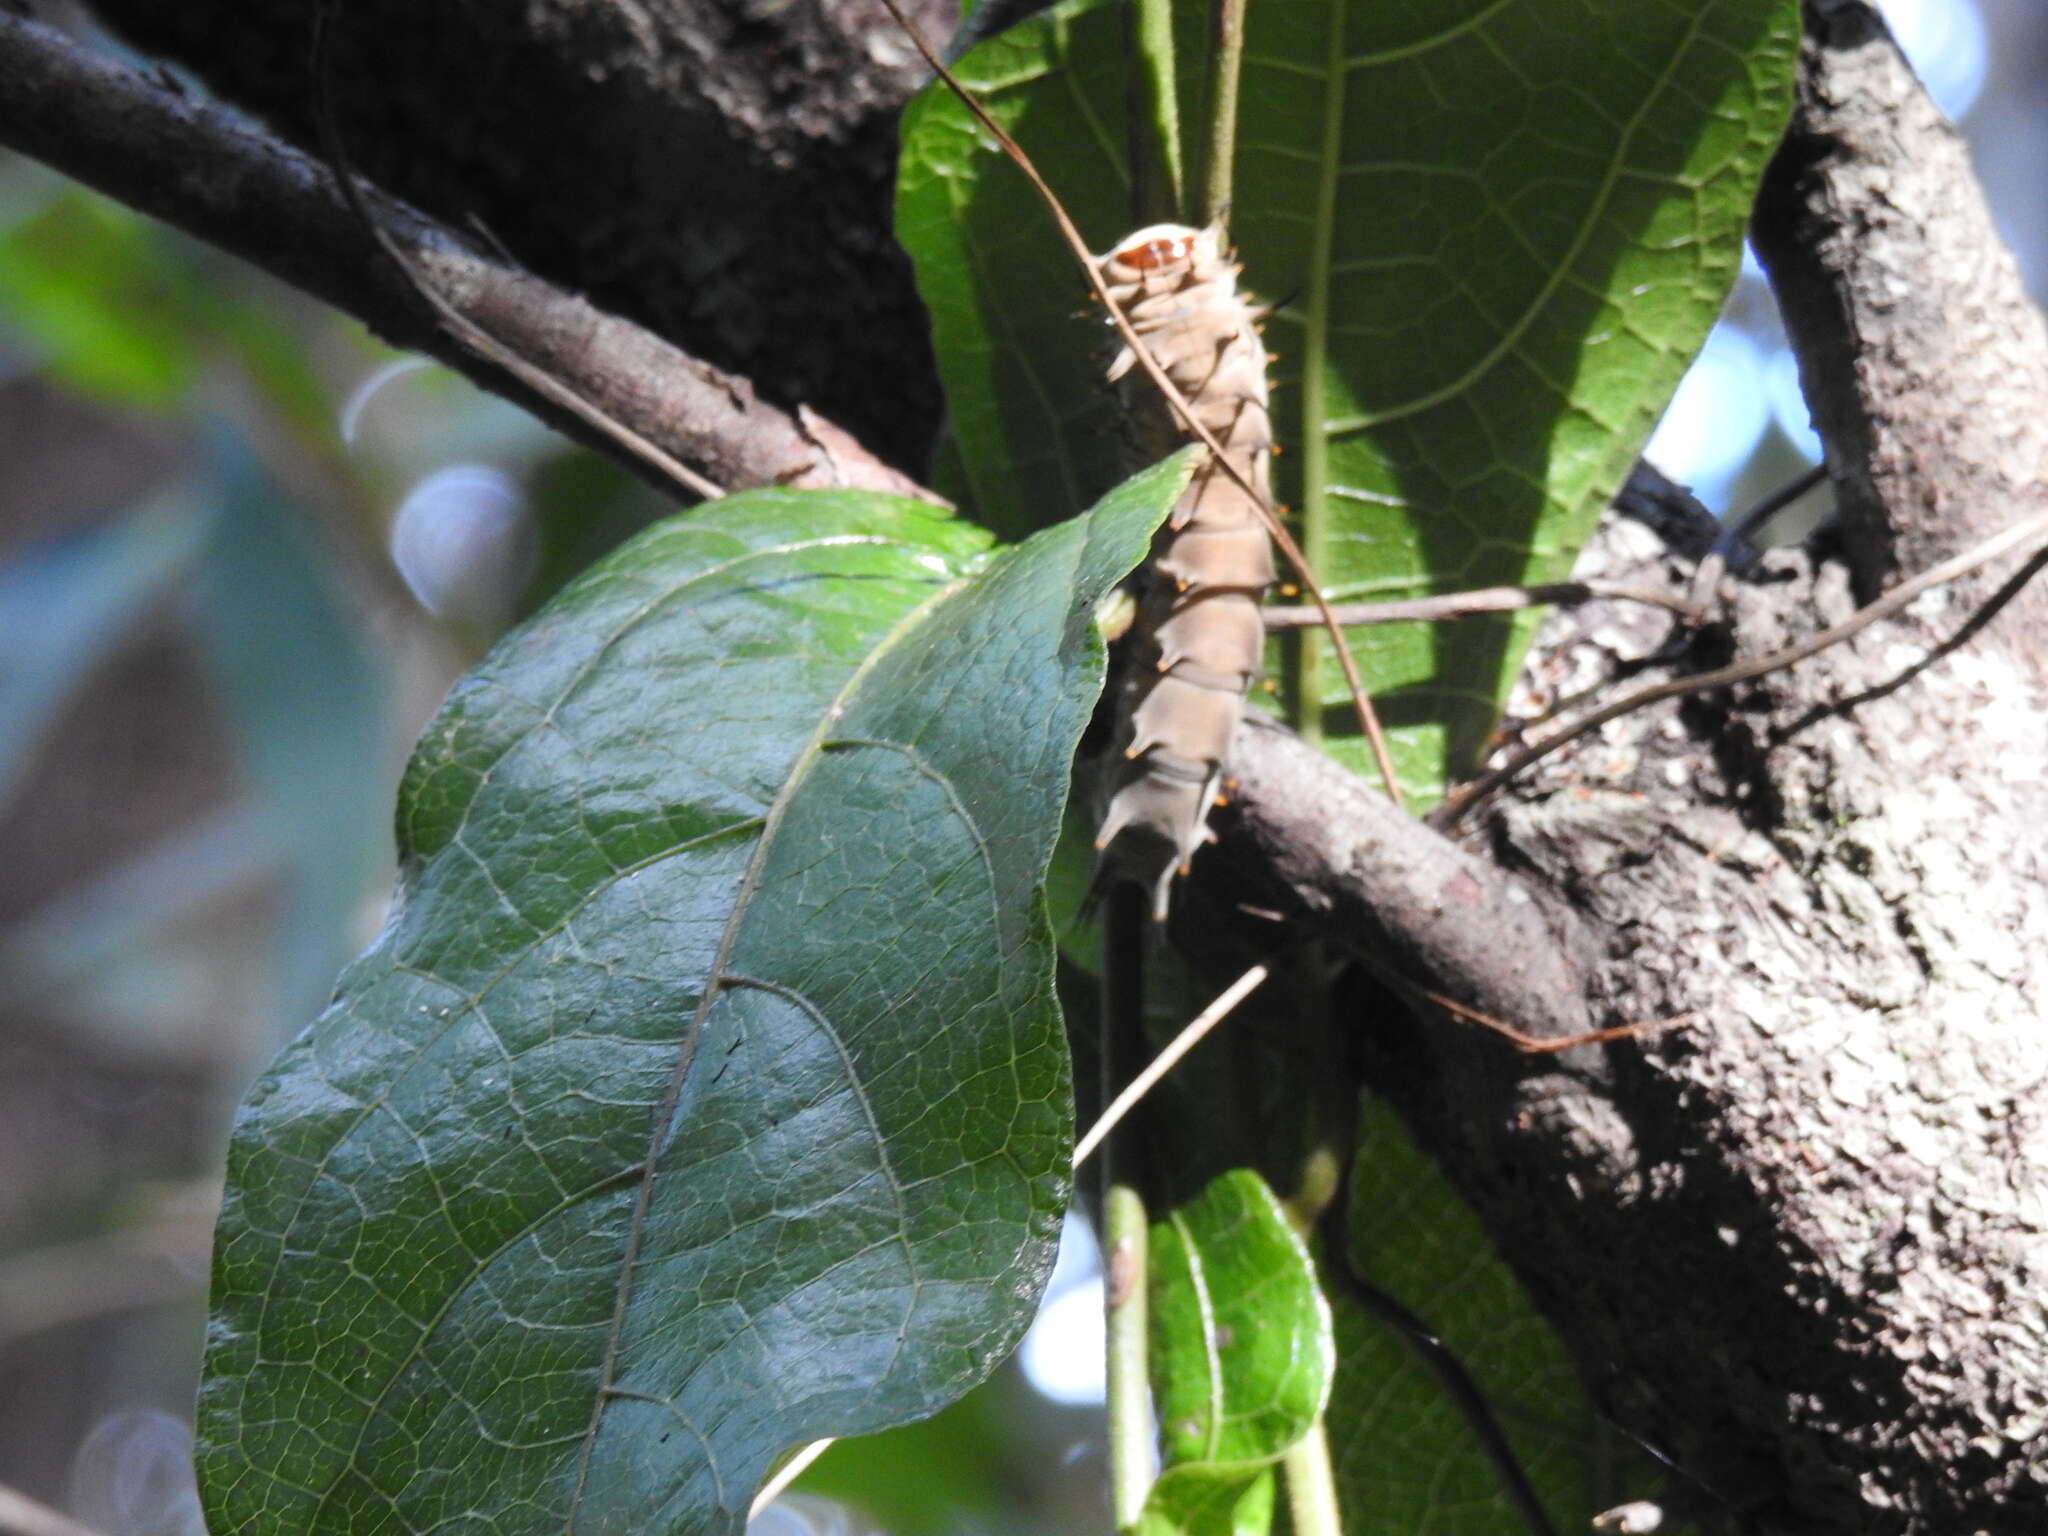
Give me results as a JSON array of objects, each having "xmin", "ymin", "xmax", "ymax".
[
  {"xmin": 0, "ymin": 13, "xmax": 930, "ymax": 503},
  {"xmin": 1753, "ymin": 0, "xmax": 2048, "ymax": 611},
  {"xmin": 1434, "ymin": 503, "xmax": 2048, "ymax": 827},
  {"xmin": 1260, "ymin": 579, "xmax": 1695, "ymax": 630},
  {"xmin": 1211, "ymin": 715, "xmax": 1601, "ymax": 1047}
]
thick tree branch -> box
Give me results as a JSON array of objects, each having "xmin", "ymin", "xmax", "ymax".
[
  {"xmin": 1214, "ymin": 716, "xmax": 1599, "ymax": 1049},
  {"xmin": 0, "ymin": 13, "xmax": 928, "ymax": 503},
  {"xmin": 1753, "ymin": 0, "xmax": 2048, "ymax": 606}
]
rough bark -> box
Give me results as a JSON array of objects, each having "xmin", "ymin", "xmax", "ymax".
[
  {"xmin": 23, "ymin": 1, "xmax": 2046, "ymax": 1532},
  {"xmin": 77, "ymin": 0, "xmax": 957, "ymax": 470},
  {"xmin": 1310, "ymin": 8, "xmax": 2048, "ymax": 1531}
]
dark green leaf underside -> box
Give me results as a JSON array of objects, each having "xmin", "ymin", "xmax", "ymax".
[
  {"xmin": 198, "ymin": 462, "xmax": 1191, "ymax": 1536},
  {"xmin": 1329, "ymin": 1100, "xmax": 1659, "ymax": 1532}
]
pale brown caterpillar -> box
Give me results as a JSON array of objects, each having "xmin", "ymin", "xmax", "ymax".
[{"xmin": 1093, "ymin": 223, "xmax": 1275, "ymax": 918}]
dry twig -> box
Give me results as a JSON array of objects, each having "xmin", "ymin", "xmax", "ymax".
[{"xmin": 1432, "ymin": 504, "xmax": 2048, "ymax": 827}]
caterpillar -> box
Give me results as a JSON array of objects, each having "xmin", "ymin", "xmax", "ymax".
[{"xmin": 1092, "ymin": 223, "xmax": 1276, "ymax": 919}]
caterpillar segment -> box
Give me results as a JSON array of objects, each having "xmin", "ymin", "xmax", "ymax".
[{"xmin": 1092, "ymin": 223, "xmax": 1276, "ymax": 918}]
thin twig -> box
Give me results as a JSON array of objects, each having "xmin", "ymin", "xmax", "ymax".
[
  {"xmin": 880, "ymin": 0, "xmax": 1404, "ymax": 808},
  {"xmin": 1414, "ymin": 986, "xmax": 1695, "ymax": 1056},
  {"xmin": 1098, "ymin": 881, "xmax": 1156, "ymax": 1529},
  {"xmin": 311, "ymin": 3, "xmax": 724, "ymax": 503},
  {"xmin": 1431, "ymin": 504, "xmax": 2048, "ymax": 828},
  {"xmin": 1281, "ymin": 1420, "xmax": 1343, "ymax": 1536},
  {"xmin": 1687, "ymin": 462, "xmax": 1831, "ymax": 609},
  {"xmin": 1072, "ymin": 962, "xmax": 1269, "ymax": 1167},
  {"xmin": 0, "ymin": 1484, "xmax": 111, "ymax": 1536},
  {"xmin": 1129, "ymin": 0, "xmax": 1183, "ymax": 224},
  {"xmin": 748, "ymin": 1439, "xmax": 833, "ymax": 1516},
  {"xmin": 1261, "ymin": 580, "xmax": 1696, "ymax": 629},
  {"xmin": 1102, "ymin": 1179, "xmax": 1153, "ymax": 1532}
]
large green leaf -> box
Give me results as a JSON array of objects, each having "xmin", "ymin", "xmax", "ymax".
[
  {"xmin": 1142, "ymin": 1169, "xmax": 1334, "ymax": 1536},
  {"xmin": 197, "ymin": 459, "xmax": 1193, "ymax": 1536},
  {"xmin": 896, "ymin": 0, "xmax": 1797, "ymax": 798}
]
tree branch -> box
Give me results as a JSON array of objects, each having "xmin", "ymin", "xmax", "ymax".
[
  {"xmin": 1752, "ymin": 0, "xmax": 2048, "ymax": 609},
  {"xmin": 0, "ymin": 13, "xmax": 930, "ymax": 503},
  {"xmin": 1213, "ymin": 715, "xmax": 1600, "ymax": 1049},
  {"xmin": 78, "ymin": 0, "xmax": 956, "ymax": 469}
]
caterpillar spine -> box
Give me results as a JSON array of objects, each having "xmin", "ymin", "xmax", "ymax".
[{"xmin": 1093, "ymin": 223, "xmax": 1275, "ymax": 919}]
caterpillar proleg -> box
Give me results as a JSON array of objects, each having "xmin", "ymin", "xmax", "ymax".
[{"xmin": 1093, "ymin": 223, "xmax": 1275, "ymax": 918}]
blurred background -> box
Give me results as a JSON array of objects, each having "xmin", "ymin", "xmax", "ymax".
[{"xmin": 0, "ymin": 3, "xmax": 2039, "ymax": 1534}]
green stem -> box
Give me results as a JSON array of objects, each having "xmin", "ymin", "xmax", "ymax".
[
  {"xmin": 1128, "ymin": 0, "xmax": 1183, "ymax": 223},
  {"xmin": 1282, "ymin": 1418, "xmax": 1343, "ymax": 1536},
  {"xmin": 1100, "ymin": 883, "xmax": 1155, "ymax": 1530},
  {"xmin": 1097, "ymin": 882, "xmax": 1163, "ymax": 1530},
  {"xmin": 1289, "ymin": 0, "xmax": 1348, "ymax": 743},
  {"xmin": 1104, "ymin": 1180, "xmax": 1154, "ymax": 1531},
  {"xmin": 1200, "ymin": 0, "xmax": 1247, "ymax": 228}
]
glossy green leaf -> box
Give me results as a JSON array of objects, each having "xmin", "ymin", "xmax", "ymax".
[
  {"xmin": 896, "ymin": 0, "xmax": 1798, "ymax": 798},
  {"xmin": 1329, "ymin": 1098, "xmax": 1657, "ymax": 1533},
  {"xmin": 1139, "ymin": 1169, "xmax": 1332, "ymax": 1536},
  {"xmin": 1148, "ymin": 1168, "xmax": 1333, "ymax": 1474},
  {"xmin": 1138, "ymin": 1464, "xmax": 1276, "ymax": 1536},
  {"xmin": 197, "ymin": 458, "xmax": 1193, "ymax": 1536}
]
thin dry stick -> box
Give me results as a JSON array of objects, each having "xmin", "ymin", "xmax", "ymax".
[
  {"xmin": 1431, "ymin": 504, "xmax": 2048, "ymax": 828},
  {"xmin": 878, "ymin": 0, "xmax": 1405, "ymax": 809},
  {"xmin": 1416, "ymin": 986, "xmax": 1695, "ymax": 1056},
  {"xmin": 746, "ymin": 959, "xmax": 1271, "ymax": 1521},
  {"xmin": 310, "ymin": 4, "xmax": 724, "ymax": 503},
  {"xmin": 1200, "ymin": 0, "xmax": 1248, "ymax": 228},
  {"xmin": 1687, "ymin": 462, "xmax": 1832, "ymax": 609},
  {"xmin": 0, "ymin": 1483, "xmax": 110, "ymax": 1536},
  {"xmin": 749, "ymin": 1439, "xmax": 833, "ymax": 1515},
  {"xmin": 1261, "ymin": 579, "xmax": 1696, "ymax": 629},
  {"xmin": 1074, "ymin": 962, "xmax": 1269, "ymax": 1166}
]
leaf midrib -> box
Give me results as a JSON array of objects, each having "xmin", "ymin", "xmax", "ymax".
[
  {"xmin": 565, "ymin": 554, "xmax": 988, "ymax": 1529},
  {"xmin": 253, "ymin": 533, "xmax": 942, "ymax": 1356},
  {"xmin": 1312, "ymin": 4, "xmax": 1718, "ymax": 436}
]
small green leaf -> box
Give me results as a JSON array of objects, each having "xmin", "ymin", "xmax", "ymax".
[
  {"xmin": 897, "ymin": 0, "xmax": 1798, "ymax": 799},
  {"xmin": 1138, "ymin": 1464, "xmax": 1276, "ymax": 1536},
  {"xmin": 198, "ymin": 457, "xmax": 1193, "ymax": 1536},
  {"xmin": 1151, "ymin": 1169, "xmax": 1334, "ymax": 1472}
]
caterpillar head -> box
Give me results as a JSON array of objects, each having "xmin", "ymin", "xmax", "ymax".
[{"xmin": 1095, "ymin": 222, "xmax": 1224, "ymax": 287}]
